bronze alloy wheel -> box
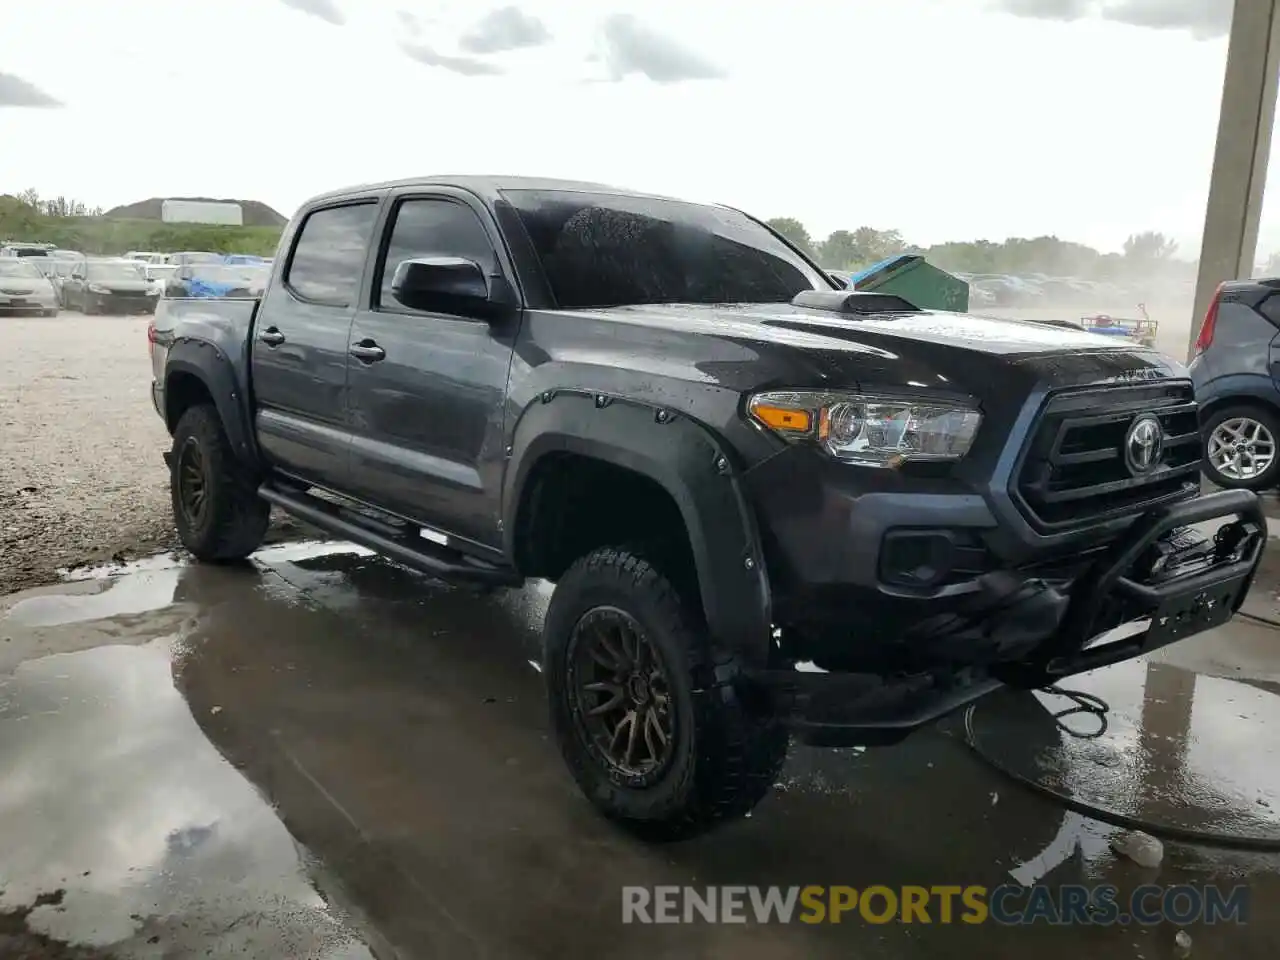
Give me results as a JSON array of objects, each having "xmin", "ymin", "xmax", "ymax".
[
  {"xmin": 176, "ymin": 437, "xmax": 210, "ymax": 530},
  {"xmin": 567, "ymin": 606, "xmax": 676, "ymax": 780}
]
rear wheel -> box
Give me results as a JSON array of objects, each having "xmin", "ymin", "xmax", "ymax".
[
  {"xmin": 170, "ymin": 404, "xmax": 270, "ymax": 561},
  {"xmin": 1203, "ymin": 404, "xmax": 1280, "ymax": 490},
  {"xmin": 544, "ymin": 546, "xmax": 788, "ymax": 841}
]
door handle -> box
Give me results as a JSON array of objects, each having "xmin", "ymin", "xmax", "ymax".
[
  {"xmin": 258, "ymin": 327, "xmax": 285, "ymax": 347},
  {"xmin": 350, "ymin": 340, "xmax": 386, "ymax": 363}
]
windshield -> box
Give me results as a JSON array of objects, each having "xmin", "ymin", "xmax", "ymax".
[
  {"xmin": 86, "ymin": 261, "xmax": 144, "ymax": 281},
  {"xmin": 0, "ymin": 260, "xmax": 43, "ymax": 279},
  {"xmin": 502, "ymin": 189, "xmax": 829, "ymax": 309}
]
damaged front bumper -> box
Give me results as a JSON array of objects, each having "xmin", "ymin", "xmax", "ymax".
[{"xmin": 755, "ymin": 488, "xmax": 1266, "ymax": 747}]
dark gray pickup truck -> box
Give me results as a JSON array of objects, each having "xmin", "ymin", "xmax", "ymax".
[{"xmin": 149, "ymin": 175, "xmax": 1265, "ymax": 840}]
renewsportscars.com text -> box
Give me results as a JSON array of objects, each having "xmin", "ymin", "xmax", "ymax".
[{"xmin": 621, "ymin": 884, "xmax": 1250, "ymax": 926}]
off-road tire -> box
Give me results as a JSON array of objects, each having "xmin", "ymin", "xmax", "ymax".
[
  {"xmin": 544, "ymin": 547, "xmax": 789, "ymax": 842},
  {"xmin": 170, "ymin": 404, "xmax": 270, "ymax": 561},
  {"xmin": 1202, "ymin": 403, "xmax": 1280, "ymax": 491}
]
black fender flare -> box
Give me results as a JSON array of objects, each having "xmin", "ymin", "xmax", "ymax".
[
  {"xmin": 164, "ymin": 338, "xmax": 258, "ymax": 467},
  {"xmin": 502, "ymin": 391, "xmax": 773, "ymax": 667}
]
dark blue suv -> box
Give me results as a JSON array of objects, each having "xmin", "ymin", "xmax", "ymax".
[{"xmin": 1189, "ymin": 278, "xmax": 1280, "ymax": 490}]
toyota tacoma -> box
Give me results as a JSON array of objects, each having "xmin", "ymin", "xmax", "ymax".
[{"xmin": 148, "ymin": 176, "xmax": 1265, "ymax": 840}]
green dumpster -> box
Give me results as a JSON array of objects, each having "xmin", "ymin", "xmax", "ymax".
[{"xmin": 846, "ymin": 255, "xmax": 969, "ymax": 312}]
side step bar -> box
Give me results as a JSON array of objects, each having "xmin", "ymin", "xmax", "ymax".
[{"xmin": 258, "ymin": 484, "xmax": 524, "ymax": 588}]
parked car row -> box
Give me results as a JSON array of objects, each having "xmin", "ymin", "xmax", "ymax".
[
  {"xmin": 0, "ymin": 242, "xmax": 273, "ymax": 317},
  {"xmin": 953, "ymin": 271, "xmax": 1192, "ymax": 309}
]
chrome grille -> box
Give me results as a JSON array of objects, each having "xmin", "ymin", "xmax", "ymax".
[{"xmin": 1013, "ymin": 381, "xmax": 1201, "ymax": 529}]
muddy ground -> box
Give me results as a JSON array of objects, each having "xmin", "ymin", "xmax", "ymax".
[{"xmin": 0, "ymin": 312, "xmax": 300, "ymax": 595}]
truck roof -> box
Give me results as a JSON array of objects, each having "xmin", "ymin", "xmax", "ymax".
[{"xmin": 305, "ymin": 175, "xmax": 688, "ymax": 208}]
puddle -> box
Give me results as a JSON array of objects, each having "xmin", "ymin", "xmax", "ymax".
[
  {"xmin": 3, "ymin": 568, "xmax": 182, "ymax": 628},
  {"xmin": 252, "ymin": 540, "xmax": 375, "ymax": 566},
  {"xmin": 59, "ymin": 552, "xmax": 184, "ymax": 583},
  {"xmin": 0, "ymin": 638, "xmax": 373, "ymax": 959},
  {"xmin": 967, "ymin": 656, "xmax": 1280, "ymax": 844}
]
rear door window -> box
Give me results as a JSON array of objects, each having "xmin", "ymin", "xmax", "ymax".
[{"xmin": 285, "ymin": 203, "xmax": 378, "ymax": 307}]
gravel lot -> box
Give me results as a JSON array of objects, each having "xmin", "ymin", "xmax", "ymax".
[{"xmin": 0, "ymin": 311, "xmax": 298, "ymax": 594}]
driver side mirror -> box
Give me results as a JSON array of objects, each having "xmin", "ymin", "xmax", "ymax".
[{"xmin": 391, "ymin": 257, "xmax": 493, "ymax": 318}]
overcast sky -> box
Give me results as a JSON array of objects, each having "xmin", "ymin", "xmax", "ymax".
[{"xmin": 0, "ymin": 0, "xmax": 1267, "ymax": 255}]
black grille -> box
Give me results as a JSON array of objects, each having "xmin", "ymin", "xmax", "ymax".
[{"xmin": 1013, "ymin": 381, "xmax": 1201, "ymax": 529}]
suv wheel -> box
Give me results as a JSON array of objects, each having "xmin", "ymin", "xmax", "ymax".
[
  {"xmin": 544, "ymin": 547, "xmax": 788, "ymax": 841},
  {"xmin": 1203, "ymin": 404, "xmax": 1280, "ymax": 490},
  {"xmin": 170, "ymin": 404, "xmax": 270, "ymax": 561}
]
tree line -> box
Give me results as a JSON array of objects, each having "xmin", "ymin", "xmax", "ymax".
[
  {"xmin": 765, "ymin": 217, "xmax": 1194, "ymax": 281},
  {"xmin": 0, "ymin": 191, "xmax": 279, "ymax": 257},
  {"xmin": 3, "ymin": 187, "xmax": 1267, "ymax": 281}
]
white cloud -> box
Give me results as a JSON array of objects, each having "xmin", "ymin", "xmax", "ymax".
[
  {"xmin": 0, "ymin": 72, "xmax": 60, "ymax": 107},
  {"xmin": 990, "ymin": 0, "xmax": 1233, "ymax": 38},
  {"xmin": 400, "ymin": 42, "xmax": 504, "ymax": 76},
  {"xmin": 277, "ymin": 0, "xmax": 345, "ymax": 26},
  {"xmin": 460, "ymin": 7, "xmax": 552, "ymax": 53},
  {"xmin": 596, "ymin": 14, "xmax": 725, "ymax": 82}
]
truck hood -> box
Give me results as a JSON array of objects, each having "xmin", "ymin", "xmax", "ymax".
[{"xmin": 555, "ymin": 302, "xmax": 1184, "ymax": 400}]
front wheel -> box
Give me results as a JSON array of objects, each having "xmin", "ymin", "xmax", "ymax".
[
  {"xmin": 544, "ymin": 547, "xmax": 788, "ymax": 841},
  {"xmin": 170, "ymin": 404, "xmax": 270, "ymax": 561},
  {"xmin": 1202, "ymin": 404, "xmax": 1280, "ymax": 490}
]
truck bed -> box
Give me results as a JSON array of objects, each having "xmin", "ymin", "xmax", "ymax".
[{"xmin": 149, "ymin": 296, "xmax": 259, "ymax": 410}]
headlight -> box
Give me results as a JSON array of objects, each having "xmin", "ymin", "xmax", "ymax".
[
  {"xmin": 88, "ymin": 283, "xmax": 111, "ymax": 294},
  {"xmin": 747, "ymin": 390, "xmax": 982, "ymax": 467}
]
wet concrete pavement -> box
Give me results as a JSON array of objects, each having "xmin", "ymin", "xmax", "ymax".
[{"xmin": 2, "ymin": 542, "xmax": 1279, "ymax": 958}]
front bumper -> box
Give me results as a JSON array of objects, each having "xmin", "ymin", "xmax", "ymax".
[
  {"xmin": 88, "ymin": 293, "xmax": 159, "ymax": 314},
  {"xmin": 753, "ymin": 488, "xmax": 1265, "ymax": 746},
  {"xmin": 0, "ymin": 297, "xmax": 55, "ymax": 313}
]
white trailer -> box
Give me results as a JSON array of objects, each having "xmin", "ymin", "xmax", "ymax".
[{"xmin": 160, "ymin": 200, "xmax": 244, "ymax": 226}]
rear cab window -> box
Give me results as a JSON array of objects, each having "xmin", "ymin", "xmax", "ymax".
[{"xmin": 285, "ymin": 202, "xmax": 379, "ymax": 307}]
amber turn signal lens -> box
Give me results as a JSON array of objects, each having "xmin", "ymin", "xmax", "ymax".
[{"xmin": 751, "ymin": 404, "xmax": 812, "ymax": 433}]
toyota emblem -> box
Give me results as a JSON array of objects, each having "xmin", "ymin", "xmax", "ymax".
[{"xmin": 1124, "ymin": 415, "xmax": 1164, "ymax": 475}]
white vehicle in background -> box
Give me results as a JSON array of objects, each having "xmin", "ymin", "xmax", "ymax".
[
  {"xmin": 124, "ymin": 251, "xmax": 170, "ymax": 265},
  {"xmin": 142, "ymin": 263, "xmax": 177, "ymax": 298},
  {"xmin": 0, "ymin": 258, "xmax": 59, "ymax": 316}
]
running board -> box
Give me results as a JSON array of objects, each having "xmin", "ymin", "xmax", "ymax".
[{"xmin": 258, "ymin": 484, "xmax": 523, "ymax": 587}]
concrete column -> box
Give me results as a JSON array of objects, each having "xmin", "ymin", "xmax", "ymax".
[{"xmin": 1190, "ymin": 0, "xmax": 1280, "ymax": 359}]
